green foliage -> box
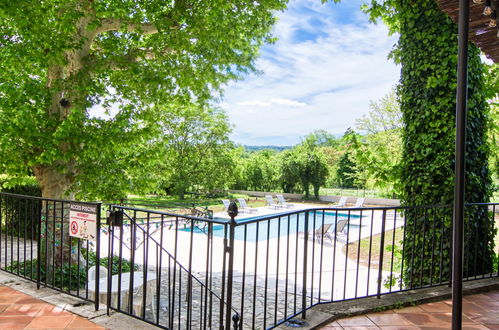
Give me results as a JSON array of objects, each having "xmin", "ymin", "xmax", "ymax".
[
  {"xmin": 278, "ymin": 150, "xmax": 302, "ymax": 193},
  {"xmin": 336, "ymin": 152, "xmax": 357, "ymax": 188},
  {"xmin": 0, "ymin": 176, "xmax": 41, "ymax": 196},
  {"xmin": 150, "ymin": 104, "xmax": 234, "ymax": 199},
  {"xmin": 295, "ymin": 143, "xmax": 329, "ymax": 199},
  {"xmin": 0, "ymin": 176, "xmax": 41, "ymax": 238},
  {"xmin": 364, "ymin": 0, "xmax": 494, "ymax": 286},
  {"xmin": 383, "ymin": 243, "xmax": 403, "ymax": 289},
  {"xmin": 6, "ymin": 250, "xmax": 137, "ymax": 291},
  {"xmin": 356, "ymin": 87, "xmax": 402, "ymax": 134},
  {"xmin": 484, "ymin": 64, "xmax": 499, "ymax": 181},
  {"xmin": 0, "ymin": 0, "xmax": 288, "ymax": 199}
]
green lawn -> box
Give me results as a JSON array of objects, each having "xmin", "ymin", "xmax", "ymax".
[
  {"xmin": 343, "ymin": 214, "xmax": 499, "ymax": 272},
  {"xmin": 124, "ymin": 193, "xmax": 267, "ymax": 214}
]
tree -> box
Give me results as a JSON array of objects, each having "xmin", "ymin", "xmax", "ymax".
[
  {"xmin": 295, "ymin": 145, "xmax": 329, "ymax": 199},
  {"xmin": 335, "ymin": 152, "xmax": 357, "ymax": 188},
  {"xmin": 278, "ymin": 150, "xmax": 302, "ymax": 193},
  {"xmin": 243, "ymin": 150, "xmax": 279, "ymax": 192},
  {"xmin": 365, "ymin": 0, "xmax": 494, "ymax": 286},
  {"xmin": 153, "ymin": 104, "xmax": 233, "ymax": 199},
  {"xmin": 0, "ymin": 0, "xmax": 288, "ymax": 273},
  {"xmin": 301, "ymin": 130, "xmax": 340, "ymax": 147},
  {"xmin": 345, "ymin": 89, "xmax": 404, "ymax": 196},
  {"xmin": 356, "ymin": 87, "xmax": 402, "ymax": 134},
  {"xmin": 0, "ymin": 0, "xmax": 288, "ymax": 199}
]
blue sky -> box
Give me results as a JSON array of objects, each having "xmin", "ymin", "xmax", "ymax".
[{"xmin": 219, "ymin": 0, "xmax": 400, "ymax": 146}]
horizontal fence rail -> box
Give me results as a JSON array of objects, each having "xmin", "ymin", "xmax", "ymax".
[{"xmin": 0, "ymin": 191, "xmax": 497, "ymax": 329}]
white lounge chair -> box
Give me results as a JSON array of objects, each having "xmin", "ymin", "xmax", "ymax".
[
  {"xmin": 265, "ymin": 195, "xmax": 283, "ymax": 209},
  {"xmin": 332, "ymin": 196, "xmax": 347, "ymax": 207},
  {"xmin": 353, "ymin": 197, "xmax": 365, "ymax": 208},
  {"xmin": 222, "ymin": 199, "xmax": 231, "ymax": 211},
  {"xmin": 237, "ymin": 198, "xmax": 258, "ymax": 213},
  {"xmin": 276, "ymin": 194, "xmax": 294, "ymax": 208}
]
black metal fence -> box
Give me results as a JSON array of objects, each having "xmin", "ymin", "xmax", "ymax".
[
  {"xmin": 0, "ymin": 192, "xmax": 102, "ymax": 308},
  {"xmin": 0, "ymin": 191, "xmax": 497, "ymax": 329}
]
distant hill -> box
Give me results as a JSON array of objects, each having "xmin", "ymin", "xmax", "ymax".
[{"xmin": 244, "ymin": 145, "xmax": 292, "ymax": 152}]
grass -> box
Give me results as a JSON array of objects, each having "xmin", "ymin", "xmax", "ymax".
[
  {"xmin": 342, "ymin": 227, "xmax": 405, "ymax": 273},
  {"xmin": 124, "ymin": 194, "xmax": 268, "ymax": 214},
  {"xmin": 343, "ymin": 214, "xmax": 499, "ymax": 273}
]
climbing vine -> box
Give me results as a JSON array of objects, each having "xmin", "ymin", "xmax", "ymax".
[{"xmin": 365, "ymin": 0, "xmax": 494, "ymax": 287}]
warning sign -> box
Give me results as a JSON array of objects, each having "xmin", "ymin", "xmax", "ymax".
[{"xmin": 69, "ymin": 203, "xmax": 97, "ymax": 241}]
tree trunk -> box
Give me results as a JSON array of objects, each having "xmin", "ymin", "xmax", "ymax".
[
  {"xmin": 32, "ymin": 165, "xmax": 78, "ymax": 281},
  {"xmin": 32, "ymin": 166, "xmax": 75, "ymax": 199},
  {"xmin": 313, "ymin": 184, "xmax": 320, "ymax": 199}
]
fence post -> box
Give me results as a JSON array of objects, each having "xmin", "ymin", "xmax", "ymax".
[
  {"xmin": 302, "ymin": 211, "xmax": 309, "ymax": 319},
  {"xmin": 37, "ymin": 200, "xmax": 42, "ymax": 290},
  {"xmin": 225, "ymin": 201, "xmax": 238, "ymax": 329},
  {"xmin": 377, "ymin": 210, "xmax": 387, "ymax": 298},
  {"xmin": 95, "ymin": 203, "xmax": 101, "ymax": 311}
]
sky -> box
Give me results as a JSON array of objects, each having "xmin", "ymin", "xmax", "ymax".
[{"xmin": 219, "ymin": 0, "xmax": 400, "ymax": 146}]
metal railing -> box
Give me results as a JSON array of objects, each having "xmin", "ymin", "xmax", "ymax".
[
  {"xmin": 1, "ymin": 191, "xmax": 497, "ymax": 329},
  {"xmin": 0, "ymin": 192, "xmax": 102, "ymax": 309}
]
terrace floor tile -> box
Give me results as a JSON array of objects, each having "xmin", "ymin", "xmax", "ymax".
[
  {"xmin": 0, "ymin": 285, "xmax": 104, "ymax": 330},
  {"xmin": 322, "ymin": 289, "xmax": 499, "ymax": 330}
]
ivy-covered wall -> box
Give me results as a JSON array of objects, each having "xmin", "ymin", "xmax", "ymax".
[{"xmin": 367, "ymin": 0, "xmax": 494, "ymax": 287}]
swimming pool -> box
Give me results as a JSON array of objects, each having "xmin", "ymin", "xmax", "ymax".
[{"xmin": 181, "ymin": 211, "xmax": 364, "ymax": 242}]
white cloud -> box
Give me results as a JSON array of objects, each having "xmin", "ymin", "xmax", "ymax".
[
  {"xmin": 237, "ymin": 98, "xmax": 307, "ymax": 107},
  {"xmin": 220, "ymin": 0, "xmax": 400, "ymax": 146}
]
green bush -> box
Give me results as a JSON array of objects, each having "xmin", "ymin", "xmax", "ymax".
[
  {"xmin": 6, "ymin": 250, "xmax": 138, "ymax": 291},
  {"xmin": 0, "ymin": 176, "xmax": 42, "ymax": 239}
]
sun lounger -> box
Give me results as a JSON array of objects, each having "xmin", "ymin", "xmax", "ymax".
[
  {"xmin": 332, "ymin": 196, "xmax": 347, "ymax": 207},
  {"xmin": 265, "ymin": 195, "xmax": 283, "ymax": 209},
  {"xmin": 237, "ymin": 198, "xmax": 258, "ymax": 213},
  {"xmin": 222, "ymin": 199, "xmax": 231, "ymax": 211},
  {"xmin": 353, "ymin": 197, "xmax": 365, "ymax": 208},
  {"xmin": 299, "ymin": 220, "xmax": 348, "ymax": 244},
  {"xmin": 276, "ymin": 194, "xmax": 294, "ymax": 208}
]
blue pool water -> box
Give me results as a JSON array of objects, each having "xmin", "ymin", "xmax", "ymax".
[{"xmin": 181, "ymin": 211, "xmax": 363, "ymax": 242}]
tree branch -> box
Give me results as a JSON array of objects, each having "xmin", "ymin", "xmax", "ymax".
[{"xmin": 95, "ymin": 18, "xmax": 161, "ymax": 35}]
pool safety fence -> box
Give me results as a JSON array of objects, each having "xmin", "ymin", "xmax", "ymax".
[{"xmin": 0, "ymin": 192, "xmax": 497, "ymax": 329}]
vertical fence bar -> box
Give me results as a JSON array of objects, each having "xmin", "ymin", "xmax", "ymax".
[
  {"xmin": 95, "ymin": 203, "xmax": 101, "ymax": 311},
  {"xmin": 0, "ymin": 195, "xmax": 2, "ymax": 269},
  {"xmin": 263, "ymin": 219, "xmax": 271, "ymax": 328},
  {"xmin": 107, "ymin": 213, "xmax": 114, "ymax": 316},
  {"xmin": 37, "ymin": 199, "xmax": 42, "ymax": 289},
  {"xmin": 331, "ymin": 209, "xmax": 339, "ymax": 300},
  {"xmin": 239, "ymin": 224, "xmax": 247, "ymax": 329},
  {"xmin": 187, "ymin": 218, "xmax": 194, "ymax": 327},
  {"xmin": 301, "ymin": 211, "xmax": 309, "ymax": 319},
  {"xmin": 226, "ymin": 202, "xmax": 237, "ymax": 330},
  {"xmin": 377, "ymin": 210, "xmax": 387, "ymax": 298}
]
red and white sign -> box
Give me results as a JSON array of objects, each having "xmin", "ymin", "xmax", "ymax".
[{"xmin": 69, "ymin": 203, "xmax": 97, "ymax": 241}]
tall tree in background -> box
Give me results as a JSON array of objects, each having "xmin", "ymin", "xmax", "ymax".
[
  {"xmin": 356, "ymin": 87, "xmax": 402, "ymax": 134},
  {"xmin": 0, "ymin": 0, "xmax": 288, "ymax": 199},
  {"xmin": 154, "ymin": 105, "xmax": 234, "ymax": 199},
  {"xmin": 366, "ymin": 0, "xmax": 494, "ymax": 286}
]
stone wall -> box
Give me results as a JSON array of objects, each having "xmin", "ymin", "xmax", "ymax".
[{"xmin": 227, "ymin": 190, "xmax": 401, "ymax": 207}]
